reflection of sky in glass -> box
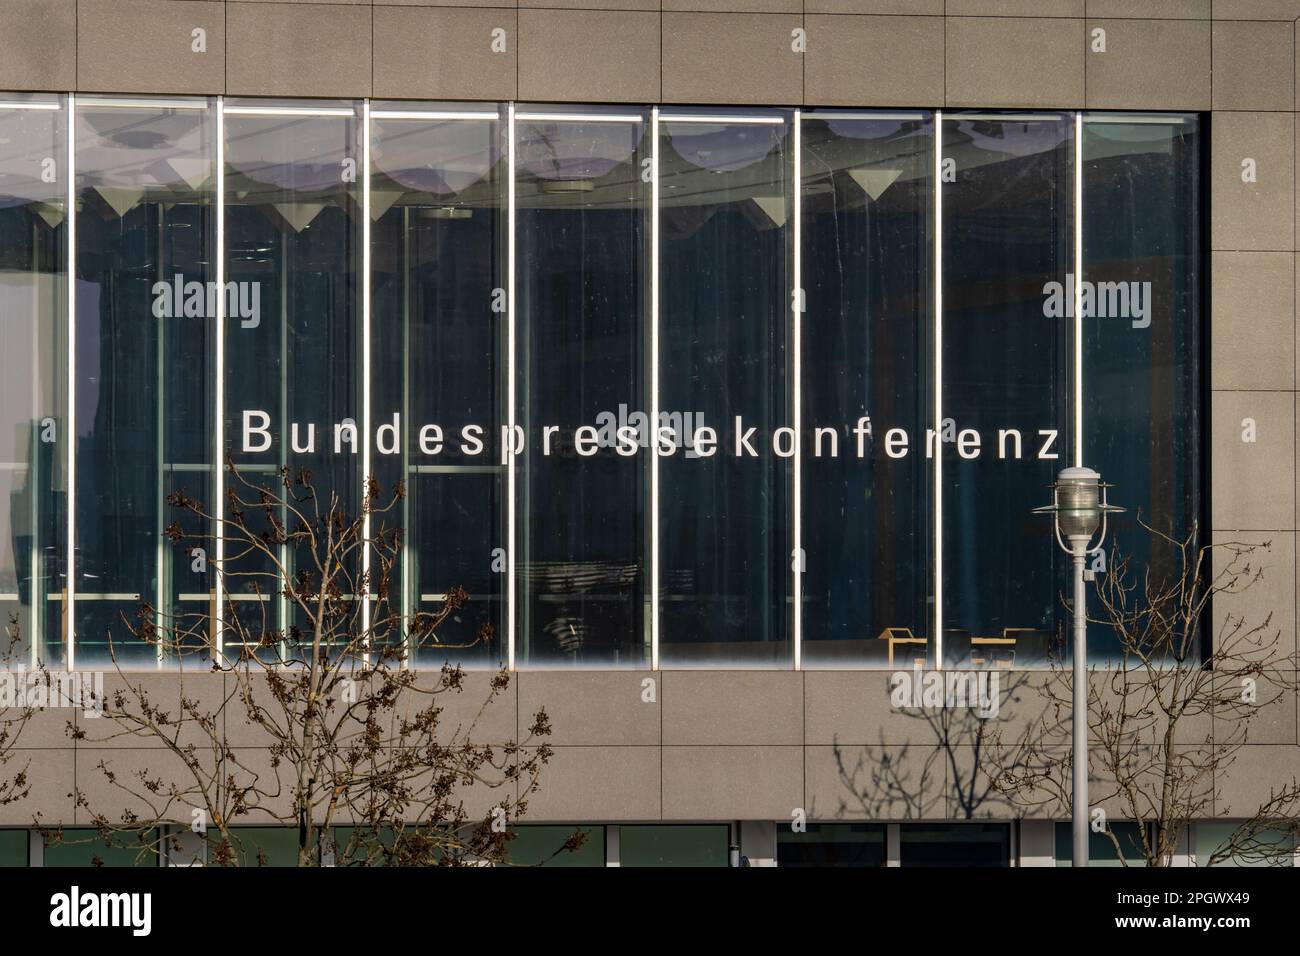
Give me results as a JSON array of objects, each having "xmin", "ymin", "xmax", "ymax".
[
  {"xmin": 226, "ymin": 114, "xmax": 354, "ymax": 194},
  {"xmin": 824, "ymin": 118, "xmax": 905, "ymax": 140},
  {"xmin": 665, "ymin": 122, "xmax": 783, "ymax": 172},
  {"xmin": 0, "ymin": 108, "xmax": 64, "ymax": 207},
  {"xmin": 950, "ymin": 117, "xmax": 1070, "ymax": 158},
  {"xmin": 517, "ymin": 121, "xmax": 639, "ymax": 180},
  {"xmin": 372, "ymin": 119, "xmax": 499, "ymax": 195},
  {"xmin": 75, "ymin": 108, "xmax": 211, "ymax": 192}
]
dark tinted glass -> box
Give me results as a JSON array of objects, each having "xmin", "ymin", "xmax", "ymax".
[
  {"xmin": 658, "ymin": 111, "xmax": 793, "ymax": 668},
  {"xmin": 370, "ymin": 106, "xmax": 506, "ymax": 667},
  {"xmin": 515, "ymin": 111, "xmax": 650, "ymax": 667},
  {"xmin": 801, "ymin": 112, "xmax": 932, "ymax": 668},
  {"xmin": 74, "ymin": 99, "xmax": 216, "ymax": 666},
  {"xmin": 0, "ymin": 96, "xmax": 67, "ymax": 667},
  {"xmin": 940, "ymin": 114, "xmax": 1074, "ymax": 668}
]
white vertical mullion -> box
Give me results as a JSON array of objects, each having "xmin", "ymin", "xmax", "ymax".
[
  {"xmin": 650, "ymin": 106, "xmax": 660, "ymax": 673},
  {"xmin": 30, "ymin": 213, "xmax": 41, "ymax": 669},
  {"xmin": 215, "ymin": 96, "xmax": 225, "ymax": 659},
  {"xmin": 156, "ymin": 195, "xmax": 166, "ymax": 669},
  {"xmin": 361, "ymin": 99, "xmax": 372, "ymax": 655},
  {"xmin": 506, "ymin": 102, "xmax": 517, "ymax": 672},
  {"xmin": 65, "ymin": 93, "xmax": 76, "ymax": 671},
  {"xmin": 792, "ymin": 110, "xmax": 802, "ymax": 672},
  {"xmin": 1074, "ymin": 111, "xmax": 1084, "ymax": 468},
  {"xmin": 933, "ymin": 110, "xmax": 943, "ymax": 672}
]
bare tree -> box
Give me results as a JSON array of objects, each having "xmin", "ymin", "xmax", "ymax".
[
  {"xmin": 828, "ymin": 671, "xmax": 1047, "ymax": 824},
  {"xmin": 42, "ymin": 461, "xmax": 566, "ymax": 867},
  {"xmin": 995, "ymin": 518, "xmax": 1300, "ymax": 866},
  {"xmin": 0, "ymin": 618, "xmax": 37, "ymax": 814}
]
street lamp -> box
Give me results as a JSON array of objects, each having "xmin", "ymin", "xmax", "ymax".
[{"xmin": 1033, "ymin": 466, "xmax": 1122, "ymax": 867}]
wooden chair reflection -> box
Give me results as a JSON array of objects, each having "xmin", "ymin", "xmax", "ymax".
[{"xmin": 877, "ymin": 627, "xmax": 928, "ymax": 668}]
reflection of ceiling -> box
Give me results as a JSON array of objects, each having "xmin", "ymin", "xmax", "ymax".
[
  {"xmin": 518, "ymin": 121, "xmax": 640, "ymax": 180},
  {"xmin": 225, "ymin": 112, "xmax": 356, "ymax": 200},
  {"xmin": 0, "ymin": 106, "xmax": 1198, "ymax": 232},
  {"xmin": 372, "ymin": 118, "xmax": 499, "ymax": 195},
  {"xmin": 0, "ymin": 108, "xmax": 63, "ymax": 208},
  {"xmin": 76, "ymin": 108, "xmax": 212, "ymax": 194}
]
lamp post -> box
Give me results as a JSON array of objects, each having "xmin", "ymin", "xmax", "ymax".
[{"xmin": 1034, "ymin": 466, "xmax": 1122, "ymax": 868}]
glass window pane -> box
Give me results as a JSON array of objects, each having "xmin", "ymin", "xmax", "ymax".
[
  {"xmin": 0, "ymin": 829, "xmax": 26, "ymax": 866},
  {"xmin": 224, "ymin": 101, "xmax": 361, "ymax": 658},
  {"xmin": 74, "ymin": 97, "xmax": 216, "ymax": 666},
  {"xmin": 620, "ymin": 824, "xmax": 729, "ymax": 867},
  {"xmin": 370, "ymin": 103, "xmax": 506, "ymax": 668},
  {"xmin": 44, "ymin": 828, "xmax": 158, "ymax": 866},
  {"xmin": 225, "ymin": 826, "xmax": 300, "ymax": 867},
  {"xmin": 777, "ymin": 822, "xmax": 886, "ymax": 866},
  {"xmin": 940, "ymin": 113, "xmax": 1074, "ymax": 669},
  {"xmin": 0, "ymin": 94, "xmax": 67, "ymax": 668},
  {"xmin": 801, "ymin": 111, "xmax": 933, "ymax": 669},
  {"xmin": 516, "ymin": 109, "xmax": 650, "ymax": 667},
  {"xmin": 1055, "ymin": 821, "xmax": 1148, "ymax": 866},
  {"xmin": 505, "ymin": 824, "xmax": 603, "ymax": 866},
  {"xmin": 1082, "ymin": 115, "xmax": 1202, "ymax": 662},
  {"xmin": 1194, "ymin": 821, "xmax": 1295, "ymax": 867},
  {"xmin": 900, "ymin": 822, "xmax": 1009, "ymax": 867},
  {"xmin": 658, "ymin": 110, "xmax": 793, "ymax": 668}
]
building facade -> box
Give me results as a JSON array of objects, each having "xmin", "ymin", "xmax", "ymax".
[{"xmin": 0, "ymin": 0, "xmax": 1297, "ymax": 866}]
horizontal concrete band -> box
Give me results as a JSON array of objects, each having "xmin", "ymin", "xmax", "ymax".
[
  {"xmin": 0, "ymin": 3, "xmax": 1298, "ymax": 109},
  {"xmin": 5, "ymin": 669, "xmax": 1298, "ymax": 824}
]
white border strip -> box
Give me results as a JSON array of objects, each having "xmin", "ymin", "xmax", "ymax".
[
  {"xmin": 506, "ymin": 101, "xmax": 517, "ymax": 672},
  {"xmin": 222, "ymin": 106, "xmax": 355, "ymax": 117},
  {"xmin": 0, "ymin": 101, "xmax": 61, "ymax": 111},
  {"xmin": 948, "ymin": 113, "xmax": 1063, "ymax": 122},
  {"xmin": 77, "ymin": 96, "xmax": 209, "ymax": 111},
  {"xmin": 650, "ymin": 106, "xmax": 660, "ymax": 673},
  {"xmin": 658, "ymin": 114, "xmax": 785, "ymax": 125},
  {"xmin": 515, "ymin": 112, "xmax": 644, "ymax": 124},
  {"xmin": 65, "ymin": 94, "xmax": 76, "ymax": 670},
  {"xmin": 802, "ymin": 111, "xmax": 927, "ymax": 121},
  {"xmin": 792, "ymin": 110, "xmax": 802, "ymax": 672},
  {"xmin": 1074, "ymin": 111, "xmax": 1083, "ymax": 468},
  {"xmin": 362, "ymin": 99, "xmax": 373, "ymax": 648},
  {"xmin": 933, "ymin": 110, "xmax": 943, "ymax": 672},
  {"xmin": 214, "ymin": 97, "xmax": 225, "ymax": 657},
  {"xmin": 371, "ymin": 110, "xmax": 499, "ymax": 121},
  {"xmin": 1082, "ymin": 114, "xmax": 1193, "ymax": 125}
]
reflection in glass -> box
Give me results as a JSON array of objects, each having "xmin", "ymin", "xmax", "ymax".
[
  {"xmin": 777, "ymin": 822, "xmax": 887, "ymax": 866},
  {"xmin": 941, "ymin": 114, "xmax": 1073, "ymax": 668},
  {"xmin": 800, "ymin": 111, "xmax": 932, "ymax": 668},
  {"xmin": 515, "ymin": 110, "xmax": 650, "ymax": 667},
  {"xmin": 899, "ymin": 822, "xmax": 1010, "ymax": 866},
  {"xmin": 370, "ymin": 104, "xmax": 506, "ymax": 667},
  {"xmin": 0, "ymin": 95, "xmax": 67, "ymax": 668},
  {"xmin": 74, "ymin": 97, "xmax": 216, "ymax": 665},
  {"xmin": 658, "ymin": 111, "xmax": 794, "ymax": 667},
  {"xmin": 1082, "ymin": 115, "xmax": 1202, "ymax": 662},
  {"xmin": 224, "ymin": 102, "xmax": 362, "ymax": 658}
]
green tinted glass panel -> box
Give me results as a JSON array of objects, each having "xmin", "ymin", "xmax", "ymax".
[
  {"xmin": 227, "ymin": 827, "xmax": 301, "ymax": 867},
  {"xmin": 44, "ymin": 829, "xmax": 157, "ymax": 867},
  {"xmin": 506, "ymin": 826, "xmax": 603, "ymax": 867},
  {"xmin": 620, "ymin": 825, "xmax": 728, "ymax": 867},
  {"xmin": 0, "ymin": 830, "xmax": 26, "ymax": 867},
  {"xmin": 1055, "ymin": 822, "xmax": 1147, "ymax": 867},
  {"xmin": 1195, "ymin": 823, "xmax": 1295, "ymax": 867}
]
